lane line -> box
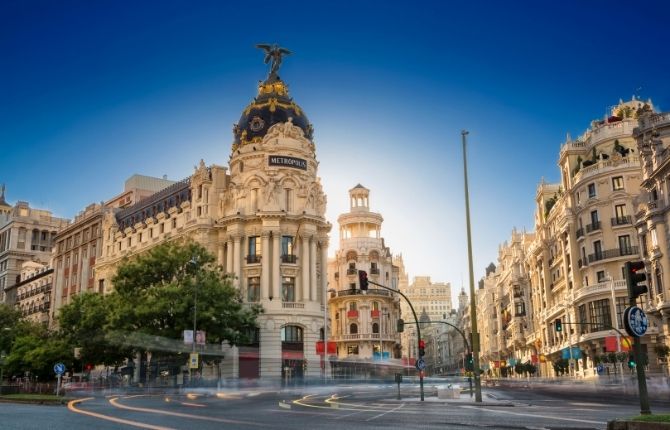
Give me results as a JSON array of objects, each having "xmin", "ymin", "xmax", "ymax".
[
  {"xmin": 67, "ymin": 397, "xmax": 176, "ymax": 430},
  {"xmin": 460, "ymin": 405, "xmax": 606, "ymax": 425},
  {"xmin": 365, "ymin": 403, "xmax": 405, "ymax": 422},
  {"xmin": 109, "ymin": 396, "xmax": 268, "ymax": 427}
]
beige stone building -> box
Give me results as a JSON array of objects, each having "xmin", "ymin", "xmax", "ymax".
[
  {"xmin": 15, "ymin": 261, "xmax": 53, "ymax": 324},
  {"xmin": 51, "ymin": 175, "xmax": 175, "ymax": 325},
  {"xmin": 634, "ymin": 109, "xmax": 670, "ymax": 371},
  {"xmin": 476, "ymin": 98, "xmax": 667, "ymax": 378},
  {"xmin": 0, "ymin": 194, "xmax": 69, "ymax": 305},
  {"xmin": 399, "ymin": 275, "xmax": 452, "ymax": 361},
  {"xmin": 94, "ymin": 61, "xmax": 330, "ymax": 381},
  {"xmin": 327, "ymin": 185, "xmax": 401, "ymax": 366}
]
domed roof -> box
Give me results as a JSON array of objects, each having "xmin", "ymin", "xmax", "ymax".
[{"xmin": 233, "ymin": 77, "xmax": 313, "ymax": 148}]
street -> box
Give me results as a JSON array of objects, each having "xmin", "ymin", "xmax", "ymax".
[{"xmin": 2, "ymin": 379, "xmax": 669, "ymax": 429}]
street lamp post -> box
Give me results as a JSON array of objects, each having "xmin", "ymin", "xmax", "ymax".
[
  {"xmin": 461, "ymin": 130, "xmax": 483, "ymax": 402},
  {"xmin": 188, "ymin": 257, "xmax": 198, "ymax": 385},
  {"xmin": 324, "ymin": 288, "xmax": 336, "ymax": 382}
]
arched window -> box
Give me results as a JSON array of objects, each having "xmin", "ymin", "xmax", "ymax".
[
  {"xmin": 372, "ymin": 323, "xmax": 379, "ymax": 334},
  {"xmin": 349, "ymin": 323, "xmax": 358, "ymax": 334},
  {"xmin": 281, "ymin": 325, "xmax": 303, "ymax": 342}
]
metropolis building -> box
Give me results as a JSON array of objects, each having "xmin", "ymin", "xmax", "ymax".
[{"xmin": 94, "ymin": 49, "xmax": 331, "ymax": 381}]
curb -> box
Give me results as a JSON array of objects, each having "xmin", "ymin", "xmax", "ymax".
[
  {"xmin": 0, "ymin": 398, "xmax": 69, "ymax": 406},
  {"xmin": 608, "ymin": 420, "xmax": 670, "ymax": 430}
]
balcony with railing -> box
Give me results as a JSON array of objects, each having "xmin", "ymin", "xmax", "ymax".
[
  {"xmin": 573, "ymin": 155, "xmax": 640, "ymax": 186},
  {"xmin": 336, "ymin": 288, "xmax": 390, "ymax": 298},
  {"xmin": 281, "ymin": 254, "xmax": 297, "ymax": 264},
  {"xmin": 370, "ymin": 267, "xmax": 380, "ymax": 275},
  {"xmin": 282, "ymin": 302, "xmax": 305, "ymax": 309},
  {"xmin": 585, "ymin": 221, "xmax": 601, "ymax": 233},
  {"xmin": 587, "ymin": 246, "xmax": 638, "ymax": 263},
  {"xmin": 246, "ymin": 254, "xmax": 261, "ymax": 264},
  {"xmin": 611, "ymin": 216, "xmax": 632, "ymax": 227},
  {"xmin": 346, "ymin": 268, "xmax": 357, "ymax": 275},
  {"xmin": 576, "ymin": 227, "xmax": 585, "ymax": 239},
  {"xmin": 574, "ymin": 279, "xmax": 626, "ymax": 302},
  {"xmin": 347, "ymin": 309, "xmax": 359, "ymax": 318},
  {"xmin": 371, "ymin": 309, "xmax": 380, "ymax": 318}
]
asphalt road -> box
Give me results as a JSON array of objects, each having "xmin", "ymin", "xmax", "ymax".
[{"xmin": 2, "ymin": 381, "xmax": 669, "ymax": 430}]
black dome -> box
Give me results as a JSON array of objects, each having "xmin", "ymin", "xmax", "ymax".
[{"xmin": 233, "ymin": 77, "xmax": 313, "ymax": 148}]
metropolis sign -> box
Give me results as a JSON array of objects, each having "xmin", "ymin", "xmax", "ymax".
[
  {"xmin": 623, "ymin": 306, "xmax": 648, "ymax": 337},
  {"xmin": 268, "ymin": 155, "xmax": 307, "ymax": 170}
]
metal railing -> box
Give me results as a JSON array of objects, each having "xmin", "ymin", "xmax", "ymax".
[
  {"xmin": 281, "ymin": 254, "xmax": 297, "ymax": 264},
  {"xmin": 585, "ymin": 221, "xmax": 601, "ymax": 233},
  {"xmin": 611, "ymin": 216, "xmax": 632, "ymax": 226},
  {"xmin": 246, "ymin": 254, "xmax": 261, "ymax": 264},
  {"xmin": 588, "ymin": 246, "xmax": 639, "ymax": 263}
]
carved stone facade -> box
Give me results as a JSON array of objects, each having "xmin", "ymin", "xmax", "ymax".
[
  {"xmin": 634, "ymin": 110, "xmax": 670, "ymax": 372},
  {"xmin": 94, "ymin": 70, "xmax": 330, "ymax": 381}
]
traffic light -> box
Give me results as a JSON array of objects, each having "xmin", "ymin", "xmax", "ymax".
[
  {"xmin": 625, "ymin": 261, "xmax": 648, "ymax": 301},
  {"xmin": 358, "ymin": 270, "xmax": 368, "ymax": 291},
  {"xmin": 418, "ymin": 339, "xmax": 426, "ymax": 357},
  {"xmin": 628, "ymin": 354, "xmax": 636, "ymax": 369},
  {"xmin": 465, "ymin": 353, "xmax": 474, "ymax": 371},
  {"xmin": 554, "ymin": 318, "xmax": 562, "ymax": 332},
  {"xmin": 397, "ymin": 318, "xmax": 404, "ymax": 333}
]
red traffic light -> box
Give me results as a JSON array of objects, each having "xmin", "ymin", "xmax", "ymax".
[
  {"xmin": 625, "ymin": 261, "xmax": 648, "ymax": 300},
  {"xmin": 418, "ymin": 339, "xmax": 426, "ymax": 349}
]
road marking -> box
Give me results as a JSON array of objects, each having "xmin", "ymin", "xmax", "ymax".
[
  {"xmin": 68, "ymin": 398, "xmax": 176, "ymax": 430},
  {"xmin": 460, "ymin": 405, "xmax": 606, "ymax": 425},
  {"xmin": 180, "ymin": 402, "xmax": 206, "ymax": 408},
  {"xmin": 109, "ymin": 396, "xmax": 268, "ymax": 427},
  {"xmin": 278, "ymin": 401, "xmax": 291, "ymax": 409},
  {"xmin": 365, "ymin": 403, "xmax": 405, "ymax": 421}
]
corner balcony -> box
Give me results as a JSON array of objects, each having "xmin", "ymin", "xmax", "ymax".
[
  {"xmin": 574, "ymin": 279, "xmax": 626, "ymax": 302},
  {"xmin": 585, "ymin": 221, "xmax": 601, "ymax": 234},
  {"xmin": 573, "ymin": 155, "xmax": 640, "ymax": 186}
]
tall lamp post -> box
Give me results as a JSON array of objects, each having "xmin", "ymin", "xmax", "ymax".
[
  {"xmin": 188, "ymin": 257, "xmax": 198, "ymax": 385},
  {"xmin": 461, "ymin": 130, "xmax": 482, "ymax": 402},
  {"xmin": 324, "ymin": 288, "xmax": 336, "ymax": 381}
]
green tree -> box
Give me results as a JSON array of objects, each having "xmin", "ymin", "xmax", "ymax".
[
  {"xmin": 3, "ymin": 322, "xmax": 72, "ymax": 381},
  {"xmin": 0, "ymin": 304, "xmax": 23, "ymax": 354},
  {"xmin": 108, "ymin": 241, "xmax": 261, "ymax": 355},
  {"xmin": 57, "ymin": 292, "xmax": 129, "ymax": 367}
]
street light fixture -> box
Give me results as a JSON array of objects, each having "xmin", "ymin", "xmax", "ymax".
[{"xmin": 324, "ymin": 287, "xmax": 336, "ymax": 382}]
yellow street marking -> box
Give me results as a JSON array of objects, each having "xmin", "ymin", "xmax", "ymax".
[
  {"xmin": 109, "ymin": 396, "xmax": 267, "ymax": 427},
  {"xmin": 68, "ymin": 397, "xmax": 176, "ymax": 430}
]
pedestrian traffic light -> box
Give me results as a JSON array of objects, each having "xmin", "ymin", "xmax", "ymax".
[
  {"xmin": 465, "ymin": 353, "xmax": 474, "ymax": 371},
  {"xmin": 554, "ymin": 318, "xmax": 562, "ymax": 332},
  {"xmin": 418, "ymin": 339, "xmax": 426, "ymax": 357},
  {"xmin": 628, "ymin": 354, "xmax": 636, "ymax": 369},
  {"xmin": 397, "ymin": 318, "xmax": 404, "ymax": 333},
  {"xmin": 625, "ymin": 261, "xmax": 648, "ymax": 301},
  {"xmin": 358, "ymin": 270, "xmax": 368, "ymax": 291}
]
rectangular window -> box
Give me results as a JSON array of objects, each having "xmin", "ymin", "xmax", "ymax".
[
  {"xmin": 588, "ymin": 299, "xmax": 612, "ymax": 332},
  {"xmin": 159, "ymin": 223, "xmax": 165, "ymax": 234},
  {"xmin": 248, "ymin": 236, "xmax": 261, "ymax": 256},
  {"xmin": 612, "ymin": 176, "xmax": 624, "ymax": 191},
  {"xmin": 615, "ymin": 297, "xmax": 628, "ymax": 329},
  {"xmin": 247, "ymin": 277, "xmax": 260, "ymax": 302},
  {"xmin": 578, "ymin": 304, "xmax": 588, "ymax": 334},
  {"xmin": 282, "ymin": 276, "xmax": 295, "ymax": 302},
  {"xmin": 597, "ymin": 270, "xmax": 606, "ymax": 282},
  {"xmin": 619, "ymin": 235, "xmax": 632, "ymax": 254},
  {"xmin": 593, "ymin": 240, "xmax": 602, "ymax": 257},
  {"xmin": 590, "ymin": 210, "xmax": 599, "ymax": 224},
  {"xmin": 281, "ymin": 236, "xmax": 296, "ymax": 263},
  {"xmin": 588, "ymin": 183, "xmax": 596, "ymax": 198},
  {"xmin": 172, "ymin": 219, "xmax": 177, "ymax": 229},
  {"xmin": 514, "ymin": 301, "xmax": 525, "ymax": 316},
  {"xmin": 347, "ymin": 345, "xmax": 359, "ymax": 355}
]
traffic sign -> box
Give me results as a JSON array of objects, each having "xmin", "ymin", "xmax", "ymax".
[
  {"xmin": 623, "ymin": 306, "xmax": 648, "ymax": 337},
  {"xmin": 415, "ymin": 358, "xmax": 426, "ymax": 371},
  {"xmin": 53, "ymin": 363, "xmax": 66, "ymax": 375}
]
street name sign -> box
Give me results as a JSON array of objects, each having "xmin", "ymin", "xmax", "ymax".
[{"xmin": 623, "ymin": 306, "xmax": 648, "ymax": 337}]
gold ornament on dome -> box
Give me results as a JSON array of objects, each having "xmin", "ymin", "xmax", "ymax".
[
  {"xmin": 243, "ymin": 98, "xmax": 302, "ymax": 117},
  {"xmin": 258, "ymin": 81, "xmax": 288, "ymax": 96}
]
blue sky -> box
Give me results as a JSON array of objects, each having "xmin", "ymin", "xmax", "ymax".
[{"xmin": 2, "ymin": 0, "xmax": 669, "ymax": 303}]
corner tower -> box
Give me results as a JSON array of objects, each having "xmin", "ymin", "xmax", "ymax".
[{"xmin": 219, "ymin": 45, "xmax": 331, "ymax": 381}]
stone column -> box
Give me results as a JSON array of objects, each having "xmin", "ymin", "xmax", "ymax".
[
  {"xmin": 261, "ymin": 233, "xmax": 270, "ymax": 300},
  {"xmin": 233, "ymin": 236, "xmax": 241, "ymax": 288},
  {"xmin": 320, "ymin": 238, "xmax": 328, "ymax": 305},
  {"xmin": 272, "ymin": 232, "xmax": 281, "ymax": 301},
  {"xmin": 217, "ymin": 243, "xmax": 224, "ymax": 267},
  {"xmin": 226, "ymin": 238, "xmax": 233, "ymax": 274},
  {"xmin": 302, "ymin": 236, "xmax": 310, "ymax": 302},
  {"xmin": 310, "ymin": 237, "xmax": 317, "ymax": 302}
]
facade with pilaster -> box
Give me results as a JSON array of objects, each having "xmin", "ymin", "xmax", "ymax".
[
  {"xmin": 95, "ymin": 62, "xmax": 330, "ymax": 381},
  {"xmin": 327, "ymin": 185, "xmax": 401, "ymax": 366},
  {"xmin": 634, "ymin": 110, "xmax": 670, "ymax": 372}
]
